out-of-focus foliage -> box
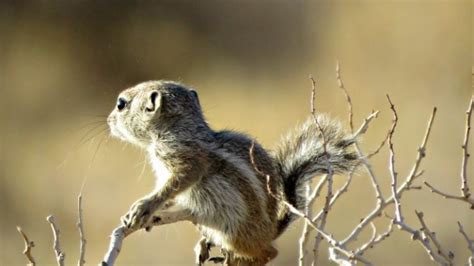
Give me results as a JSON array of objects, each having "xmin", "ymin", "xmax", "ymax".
[{"xmin": 0, "ymin": 1, "xmax": 472, "ymax": 265}]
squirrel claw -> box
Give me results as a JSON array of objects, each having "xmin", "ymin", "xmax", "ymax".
[{"xmin": 122, "ymin": 198, "xmax": 155, "ymax": 230}]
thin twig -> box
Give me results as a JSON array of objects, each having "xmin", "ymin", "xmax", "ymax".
[
  {"xmin": 457, "ymin": 221, "xmax": 474, "ymax": 265},
  {"xmin": 354, "ymin": 220, "xmax": 394, "ymax": 256},
  {"xmin": 335, "ymin": 63, "xmax": 385, "ymax": 205},
  {"xmin": 309, "ymin": 75, "xmax": 336, "ymax": 266},
  {"xmin": 77, "ymin": 194, "xmax": 86, "ymax": 266},
  {"xmin": 298, "ymin": 184, "xmax": 312, "ymax": 266},
  {"xmin": 312, "ymin": 171, "xmax": 354, "ymax": 223},
  {"xmin": 461, "ymin": 97, "xmax": 473, "ymax": 198},
  {"xmin": 423, "ymin": 98, "xmax": 473, "ymax": 209},
  {"xmin": 367, "ymin": 131, "xmax": 390, "ymax": 159},
  {"xmin": 299, "ymin": 175, "xmax": 327, "ymax": 266},
  {"xmin": 309, "ymin": 75, "xmax": 328, "ymax": 154},
  {"xmin": 341, "ymin": 103, "xmax": 437, "ymax": 246},
  {"xmin": 352, "ymin": 110, "xmax": 384, "ymax": 203},
  {"xmin": 355, "ymin": 139, "xmax": 385, "ymax": 204},
  {"xmin": 352, "ymin": 111, "xmax": 379, "ymax": 140},
  {"xmin": 401, "ymin": 107, "xmax": 437, "ymax": 191},
  {"xmin": 396, "ymin": 216, "xmax": 447, "ymax": 265},
  {"xmin": 17, "ymin": 226, "xmax": 36, "ymax": 266},
  {"xmin": 299, "ymin": 172, "xmax": 353, "ymax": 265},
  {"xmin": 415, "ymin": 211, "xmax": 453, "ymax": 264},
  {"xmin": 424, "ymin": 181, "xmax": 474, "ymax": 209},
  {"xmin": 386, "ymin": 95, "xmax": 402, "ymax": 222},
  {"xmin": 382, "ymin": 99, "xmax": 449, "ymax": 265},
  {"xmin": 46, "ymin": 215, "xmax": 65, "ymax": 266},
  {"xmin": 354, "ymin": 223, "xmax": 377, "ymax": 255},
  {"xmin": 336, "ymin": 61, "xmax": 354, "ymax": 131},
  {"xmin": 308, "ymin": 175, "xmax": 329, "ymax": 207},
  {"xmin": 333, "ymin": 64, "xmax": 393, "ymax": 260},
  {"xmin": 312, "ymin": 168, "xmax": 333, "ymax": 266}
]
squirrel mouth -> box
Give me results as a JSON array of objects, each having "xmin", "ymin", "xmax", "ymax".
[{"xmin": 107, "ymin": 117, "xmax": 123, "ymax": 139}]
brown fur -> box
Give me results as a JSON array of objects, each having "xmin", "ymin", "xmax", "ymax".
[{"xmin": 107, "ymin": 81, "xmax": 358, "ymax": 265}]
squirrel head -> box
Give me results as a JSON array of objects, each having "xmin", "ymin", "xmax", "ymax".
[{"xmin": 107, "ymin": 80, "xmax": 204, "ymax": 147}]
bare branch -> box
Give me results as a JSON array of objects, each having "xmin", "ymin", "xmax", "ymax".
[
  {"xmin": 457, "ymin": 221, "xmax": 474, "ymax": 265},
  {"xmin": 46, "ymin": 215, "xmax": 65, "ymax": 266},
  {"xmin": 298, "ymin": 184, "xmax": 312, "ymax": 266},
  {"xmin": 380, "ymin": 97, "xmax": 450, "ymax": 265},
  {"xmin": 312, "ymin": 170, "xmax": 354, "ymax": 224},
  {"xmin": 17, "ymin": 226, "xmax": 36, "ymax": 266},
  {"xmin": 341, "ymin": 103, "xmax": 437, "ymax": 246},
  {"xmin": 414, "ymin": 170, "xmax": 425, "ymax": 178},
  {"xmin": 336, "ymin": 60, "xmax": 354, "ymax": 131},
  {"xmin": 298, "ymin": 170, "xmax": 356, "ymax": 266},
  {"xmin": 423, "ymin": 98, "xmax": 473, "ymax": 209},
  {"xmin": 344, "ymin": 94, "xmax": 384, "ymax": 203},
  {"xmin": 393, "ymin": 210, "xmax": 450, "ymax": 266},
  {"xmin": 77, "ymin": 194, "xmax": 86, "ymax": 266},
  {"xmin": 101, "ymin": 226, "xmax": 128, "ymax": 266},
  {"xmin": 360, "ymin": 151, "xmax": 385, "ymax": 204},
  {"xmin": 335, "ymin": 63, "xmax": 385, "ymax": 205},
  {"xmin": 461, "ymin": 97, "xmax": 473, "ymax": 198},
  {"xmin": 308, "ymin": 175, "xmax": 329, "ymax": 207},
  {"xmin": 309, "ymin": 75, "xmax": 339, "ymax": 265},
  {"xmin": 299, "ymin": 175, "xmax": 327, "ymax": 266},
  {"xmin": 383, "ymin": 97, "xmax": 451, "ymax": 265},
  {"xmin": 102, "ymin": 210, "xmax": 195, "ymax": 266},
  {"xmin": 424, "ymin": 181, "xmax": 474, "ymax": 208},
  {"xmin": 401, "ymin": 217, "xmax": 448, "ymax": 265},
  {"xmin": 386, "ymin": 95, "xmax": 402, "ymax": 222},
  {"xmin": 309, "ymin": 75, "xmax": 329, "ymax": 155},
  {"xmin": 352, "ymin": 111, "xmax": 379, "ymax": 140},
  {"xmin": 390, "ymin": 106, "xmax": 436, "ymax": 199},
  {"xmin": 355, "ymin": 220, "xmax": 394, "ymax": 256},
  {"xmin": 354, "ymin": 223, "xmax": 377, "ymax": 256},
  {"xmin": 415, "ymin": 211, "xmax": 453, "ymax": 264},
  {"xmin": 367, "ymin": 131, "xmax": 389, "ymax": 159},
  {"xmin": 328, "ymin": 247, "xmax": 357, "ymax": 266},
  {"xmin": 300, "ymin": 172, "xmax": 353, "ymax": 265},
  {"xmin": 313, "ymin": 168, "xmax": 334, "ymax": 265},
  {"xmin": 401, "ymin": 107, "xmax": 437, "ymax": 191}
]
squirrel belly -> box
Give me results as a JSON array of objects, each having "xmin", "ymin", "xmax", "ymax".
[{"xmin": 149, "ymin": 134, "xmax": 279, "ymax": 259}]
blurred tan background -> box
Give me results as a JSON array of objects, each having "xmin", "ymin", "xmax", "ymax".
[{"xmin": 1, "ymin": 0, "xmax": 472, "ymax": 265}]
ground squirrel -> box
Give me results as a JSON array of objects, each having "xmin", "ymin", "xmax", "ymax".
[{"xmin": 107, "ymin": 80, "xmax": 359, "ymax": 265}]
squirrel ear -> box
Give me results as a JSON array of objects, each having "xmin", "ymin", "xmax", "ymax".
[
  {"xmin": 190, "ymin": 89, "xmax": 200, "ymax": 107},
  {"xmin": 145, "ymin": 90, "xmax": 161, "ymax": 113}
]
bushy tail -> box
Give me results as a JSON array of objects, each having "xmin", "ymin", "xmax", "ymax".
[{"xmin": 274, "ymin": 115, "xmax": 359, "ymax": 235}]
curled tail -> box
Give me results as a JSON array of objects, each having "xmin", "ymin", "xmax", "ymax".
[{"xmin": 274, "ymin": 115, "xmax": 359, "ymax": 236}]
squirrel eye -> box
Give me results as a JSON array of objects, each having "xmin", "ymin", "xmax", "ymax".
[{"xmin": 117, "ymin": 97, "xmax": 127, "ymax": 111}]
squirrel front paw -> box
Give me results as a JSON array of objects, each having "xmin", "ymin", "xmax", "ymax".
[{"xmin": 121, "ymin": 198, "xmax": 157, "ymax": 230}]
